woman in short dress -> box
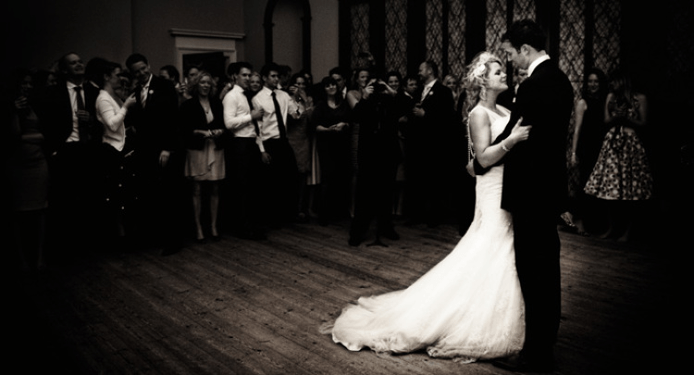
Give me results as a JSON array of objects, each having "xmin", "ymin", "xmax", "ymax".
[
  {"xmin": 286, "ymin": 73, "xmax": 314, "ymax": 221},
  {"xmin": 181, "ymin": 70, "xmax": 226, "ymax": 243}
]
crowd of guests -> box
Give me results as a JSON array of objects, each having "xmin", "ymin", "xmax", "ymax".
[{"xmin": 4, "ymin": 49, "xmax": 654, "ymax": 274}]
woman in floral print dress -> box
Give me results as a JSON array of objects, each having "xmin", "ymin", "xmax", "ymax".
[{"xmin": 583, "ymin": 70, "xmax": 653, "ymax": 241}]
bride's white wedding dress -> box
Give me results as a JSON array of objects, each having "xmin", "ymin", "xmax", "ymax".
[{"xmin": 323, "ymin": 104, "xmax": 524, "ymax": 363}]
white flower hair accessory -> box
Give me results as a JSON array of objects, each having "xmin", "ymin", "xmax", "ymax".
[
  {"xmin": 472, "ymin": 63, "xmax": 486, "ymax": 79},
  {"xmin": 465, "ymin": 51, "xmax": 503, "ymax": 87},
  {"xmin": 463, "ymin": 51, "xmax": 503, "ymax": 109},
  {"xmin": 469, "ymin": 52, "xmax": 496, "ymax": 80}
]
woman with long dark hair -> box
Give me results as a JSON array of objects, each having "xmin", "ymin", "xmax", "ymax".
[
  {"xmin": 564, "ymin": 67, "xmax": 609, "ymax": 234},
  {"xmin": 92, "ymin": 58, "xmax": 139, "ymax": 248},
  {"xmin": 311, "ymin": 76, "xmax": 352, "ymax": 225}
]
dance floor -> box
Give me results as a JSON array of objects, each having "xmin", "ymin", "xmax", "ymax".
[{"xmin": 12, "ymin": 218, "xmax": 678, "ymax": 375}]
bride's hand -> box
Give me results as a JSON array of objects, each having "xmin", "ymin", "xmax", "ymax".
[
  {"xmin": 509, "ymin": 117, "xmax": 531, "ymax": 145},
  {"xmin": 466, "ymin": 159, "xmax": 476, "ymax": 177}
]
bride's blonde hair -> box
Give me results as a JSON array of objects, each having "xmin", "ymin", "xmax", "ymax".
[{"xmin": 464, "ymin": 51, "xmax": 503, "ymax": 112}]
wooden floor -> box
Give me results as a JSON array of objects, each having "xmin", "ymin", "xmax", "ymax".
[{"xmin": 11, "ymin": 218, "xmax": 680, "ymax": 375}]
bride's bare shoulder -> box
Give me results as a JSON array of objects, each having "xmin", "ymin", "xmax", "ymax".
[{"xmin": 469, "ymin": 106, "xmax": 490, "ymax": 126}]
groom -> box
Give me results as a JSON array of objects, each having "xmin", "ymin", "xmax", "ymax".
[{"xmin": 488, "ymin": 20, "xmax": 574, "ymax": 372}]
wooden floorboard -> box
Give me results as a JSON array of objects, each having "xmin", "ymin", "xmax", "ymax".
[{"xmin": 11, "ymin": 218, "xmax": 679, "ymax": 375}]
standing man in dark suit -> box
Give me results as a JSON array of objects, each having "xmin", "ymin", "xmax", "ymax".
[
  {"xmin": 348, "ymin": 79, "xmax": 402, "ymax": 246},
  {"xmin": 125, "ymin": 53, "xmax": 185, "ymax": 254},
  {"xmin": 35, "ymin": 52, "xmax": 102, "ymax": 257},
  {"xmin": 490, "ymin": 20, "xmax": 574, "ymax": 372},
  {"xmin": 407, "ymin": 60, "xmax": 455, "ymax": 227}
]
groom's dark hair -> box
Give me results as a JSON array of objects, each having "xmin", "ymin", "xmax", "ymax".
[
  {"xmin": 125, "ymin": 53, "xmax": 148, "ymax": 69},
  {"xmin": 502, "ymin": 19, "xmax": 546, "ymax": 52}
]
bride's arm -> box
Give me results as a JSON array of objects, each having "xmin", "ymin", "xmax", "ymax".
[{"xmin": 470, "ymin": 110, "xmax": 530, "ymax": 168}]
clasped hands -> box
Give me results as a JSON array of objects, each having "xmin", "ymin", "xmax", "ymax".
[
  {"xmin": 251, "ymin": 107, "xmax": 264, "ymax": 121},
  {"xmin": 465, "ymin": 117, "xmax": 531, "ymax": 177},
  {"xmin": 194, "ymin": 129, "xmax": 224, "ymax": 138},
  {"xmin": 329, "ymin": 122, "xmax": 349, "ymax": 132},
  {"xmin": 75, "ymin": 109, "xmax": 91, "ymax": 122},
  {"xmin": 14, "ymin": 95, "xmax": 29, "ymax": 110}
]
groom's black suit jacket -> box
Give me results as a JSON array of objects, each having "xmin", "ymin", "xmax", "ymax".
[
  {"xmin": 488, "ymin": 58, "xmax": 574, "ymax": 360},
  {"xmin": 494, "ymin": 59, "xmax": 574, "ymax": 215}
]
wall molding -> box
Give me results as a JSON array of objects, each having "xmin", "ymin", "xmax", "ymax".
[
  {"xmin": 169, "ymin": 29, "xmax": 245, "ymax": 75},
  {"xmin": 169, "ymin": 28, "xmax": 245, "ymax": 40}
]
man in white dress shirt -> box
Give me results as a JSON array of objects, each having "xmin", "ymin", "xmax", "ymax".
[
  {"xmin": 222, "ymin": 61, "xmax": 266, "ymax": 240},
  {"xmin": 253, "ymin": 63, "xmax": 300, "ymax": 228}
]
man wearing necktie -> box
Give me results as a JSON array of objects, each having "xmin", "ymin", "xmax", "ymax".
[
  {"xmin": 34, "ymin": 52, "xmax": 102, "ymax": 257},
  {"xmin": 222, "ymin": 62, "xmax": 266, "ymax": 240},
  {"xmin": 253, "ymin": 63, "xmax": 300, "ymax": 229},
  {"xmin": 406, "ymin": 60, "xmax": 455, "ymax": 228},
  {"xmin": 125, "ymin": 53, "xmax": 184, "ymax": 254}
]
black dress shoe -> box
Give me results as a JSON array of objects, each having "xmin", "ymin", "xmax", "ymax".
[
  {"xmin": 379, "ymin": 228, "xmax": 400, "ymax": 241},
  {"xmin": 426, "ymin": 220, "xmax": 440, "ymax": 228},
  {"xmin": 161, "ymin": 245, "xmax": 182, "ymax": 256},
  {"xmin": 237, "ymin": 230, "xmax": 266, "ymax": 241},
  {"xmin": 348, "ymin": 237, "xmax": 363, "ymax": 247}
]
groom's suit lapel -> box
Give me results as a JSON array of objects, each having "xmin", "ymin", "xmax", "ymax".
[{"xmin": 495, "ymin": 60, "xmax": 551, "ymax": 143}]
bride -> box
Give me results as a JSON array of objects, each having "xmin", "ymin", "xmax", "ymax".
[{"xmin": 320, "ymin": 51, "xmax": 531, "ymax": 363}]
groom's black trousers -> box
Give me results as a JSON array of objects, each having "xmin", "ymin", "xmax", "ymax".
[{"xmin": 512, "ymin": 210, "xmax": 561, "ymax": 360}]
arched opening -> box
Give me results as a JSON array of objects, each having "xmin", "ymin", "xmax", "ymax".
[{"xmin": 264, "ymin": 0, "xmax": 312, "ymax": 73}]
